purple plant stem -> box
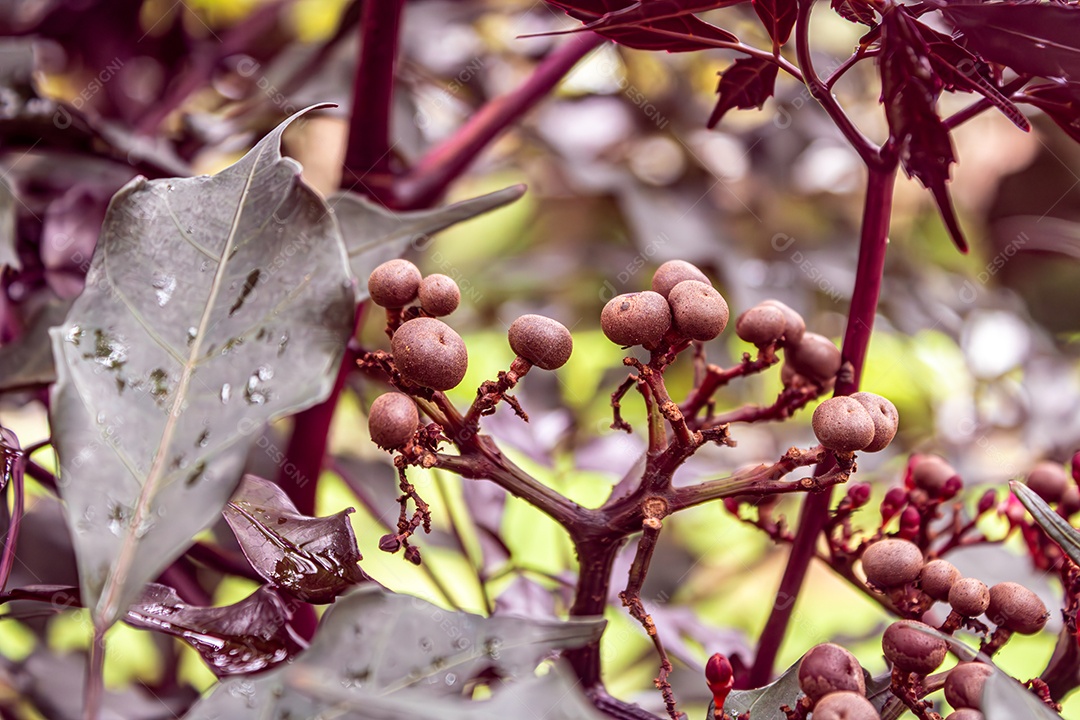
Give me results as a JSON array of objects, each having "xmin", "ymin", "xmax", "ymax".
[
  {"xmin": 340, "ymin": 0, "xmax": 406, "ymax": 203},
  {"xmin": 748, "ymin": 163, "xmax": 898, "ymax": 687},
  {"xmin": 82, "ymin": 626, "xmax": 106, "ymax": 720},
  {"xmin": 396, "ymin": 32, "xmax": 604, "ymax": 210},
  {"xmin": 0, "ymin": 435, "xmax": 25, "ymax": 594}
]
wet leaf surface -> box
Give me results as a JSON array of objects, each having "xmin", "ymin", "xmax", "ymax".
[
  {"xmin": 720, "ymin": 661, "xmax": 802, "ymax": 719},
  {"xmin": 185, "ymin": 586, "xmax": 606, "ymax": 719},
  {"xmin": 224, "ymin": 474, "xmax": 366, "ymax": 603},
  {"xmin": 48, "ymin": 106, "xmax": 356, "ymax": 627},
  {"xmin": 125, "ymin": 583, "xmax": 303, "ymax": 676},
  {"xmin": 331, "ymin": 185, "xmax": 525, "ymax": 302}
]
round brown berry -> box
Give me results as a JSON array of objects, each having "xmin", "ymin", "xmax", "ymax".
[
  {"xmin": 601, "ymin": 291, "xmax": 671, "ymax": 348},
  {"xmin": 368, "ymin": 392, "xmax": 419, "ymax": 450},
  {"xmin": 797, "ymin": 643, "xmax": 866, "ymax": 702},
  {"xmin": 368, "ymin": 259, "xmax": 422, "ymax": 308},
  {"xmin": 949, "ymin": 577, "xmax": 990, "ymax": 618},
  {"xmin": 1062, "ymin": 485, "xmax": 1080, "ymax": 516},
  {"xmin": 736, "ymin": 304, "xmax": 786, "ymax": 347},
  {"xmin": 850, "ymin": 392, "xmax": 899, "ymax": 453},
  {"xmin": 1026, "ymin": 461, "xmax": 1070, "ymax": 504},
  {"xmin": 944, "ymin": 662, "xmax": 993, "ymax": 710},
  {"xmin": 920, "ymin": 559, "xmax": 961, "ymax": 601},
  {"xmin": 945, "ymin": 711, "xmax": 984, "ymax": 720},
  {"xmin": 391, "ymin": 317, "xmax": 468, "ymax": 390},
  {"xmin": 862, "ymin": 538, "xmax": 924, "ymax": 588},
  {"xmin": 651, "ymin": 260, "xmax": 710, "ymax": 299},
  {"xmin": 508, "ymin": 314, "xmax": 573, "ymax": 370},
  {"xmin": 811, "ymin": 691, "xmax": 880, "ymax": 720},
  {"xmin": 812, "ymin": 396, "xmax": 875, "ymax": 453},
  {"xmin": 986, "ymin": 582, "xmax": 1048, "ymax": 635},
  {"xmin": 788, "ymin": 332, "xmax": 841, "ymax": 385},
  {"xmin": 912, "ymin": 455, "xmax": 959, "ymax": 498},
  {"xmin": 417, "ymin": 274, "xmax": 460, "ymax": 317},
  {"xmin": 761, "ymin": 299, "xmax": 806, "ymax": 346},
  {"xmin": 668, "ymin": 280, "xmax": 729, "ymax": 341},
  {"xmin": 882, "ymin": 620, "xmax": 947, "ymax": 675}
]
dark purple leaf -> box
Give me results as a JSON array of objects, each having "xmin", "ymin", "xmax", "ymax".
[
  {"xmin": 752, "ymin": 0, "xmax": 797, "ymax": 46},
  {"xmin": 921, "ymin": 32, "xmax": 1030, "ymax": 130},
  {"xmin": 548, "ymin": 0, "xmax": 742, "ymax": 52},
  {"xmin": 707, "ymin": 57, "xmax": 779, "ymax": 128},
  {"xmin": 832, "ymin": 0, "xmax": 877, "ymax": 27},
  {"xmin": 1020, "ymin": 82, "xmax": 1080, "ymax": 143},
  {"xmin": 224, "ymin": 474, "xmax": 367, "ymax": 603},
  {"xmin": 125, "ymin": 583, "xmax": 303, "ymax": 677},
  {"xmin": 880, "ymin": 7, "xmax": 967, "ymax": 253},
  {"xmin": 941, "ymin": 2, "xmax": 1080, "ymax": 81}
]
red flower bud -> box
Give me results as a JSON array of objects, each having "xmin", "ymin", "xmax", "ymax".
[
  {"xmin": 846, "ymin": 482, "xmax": 871, "ymax": 509},
  {"xmin": 1002, "ymin": 495, "xmax": 1026, "ymax": 528},
  {"xmin": 723, "ymin": 498, "xmax": 741, "ymax": 516},
  {"xmin": 977, "ymin": 488, "xmax": 996, "ymax": 516},
  {"xmin": 706, "ymin": 653, "xmax": 734, "ymax": 709},
  {"xmin": 898, "ymin": 506, "xmax": 920, "ymax": 541},
  {"xmin": 941, "ymin": 475, "xmax": 963, "ymax": 500},
  {"xmin": 1072, "ymin": 450, "xmax": 1080, "ymax": 485},
  {"xmin": 880, "ymin": 487, "xmax": 907, "ymax": 523}
]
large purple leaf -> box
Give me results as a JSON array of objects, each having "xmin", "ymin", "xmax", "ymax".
[
  {"xmin": 126, "ymin": 583, "xmax": 303, "ymax": 676},
  {"xmin": 880, "ymin": 7, "xmax": 967, "ymax": 253},
  {"xmin": 941, "ymin": 2, "xmax": 1080, "ymax": 81},
  {"xmin": 223, "ymin": 474, "xmax": 366, "ymax": 603},
  {"xmin": 1021, "ymin": 82, "xmax": 1080, "ymax": 143},
  {"xmin": 48, "ymin": 106, "xmax": 356, "ymax": 629},
  {"xmin": 707, "ymin": 57, "xmax": 779, "ymax": 128},
  {"xmin": 548, "ymin": 0, "xmax": 742, "ymax": 52}
]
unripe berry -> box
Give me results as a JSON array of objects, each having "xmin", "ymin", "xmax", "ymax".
[
  {"xmin": 862, "ymin": 538, "xmax": 923, "ymax": 588},
  {"xmin": 986, "ymin": 582, "xmax": 1048, "ymax": 635},
  {"xmin": 797, "ymin": 643, "xmax": 866, "ymax": 702},
  {"xmin": 391, "ymin": 317, "xmax": 469, "ymax": 390},
  {"xmin": 945, "ymin": 711, "xmax": 984, "ymax": 720},
  {"xmin": 1026, "ymin": 461, "xmax": 1070, "ymax": 504},
  {"xmin": 368, "ymin": 259, "xmax": 422, "ymax": 308},
  {"xmin": 601, "ymin": 291, "xmax": 671, "ymax": 348},
  {"xmin": 735, "ymin": 304, "xmax": 786, "ymax": 347},
  {"xmin": 850, "ymin": 392, "xmax": 899, "ymax": 453},
  {"xmin": 920, "ymin": 559, "xmax": 960, "ymax": 601},
  {"xmin": 760, "ymin": 299, "xmax": 805, "ymax": 346},
  {"xmin": 911, "ymin": 455, "xmax": 958, "ymax": 498},
  {"xmin": 949, "ymin": 577, "xmax": 990, "ymax": 617},
  {"xmin": 812, "ymin": 396, "xmax": 875, "ymax": 453},
  {"xmin": 651, "ymin": 259, "xmax": 710, "ymax": 299},
  {"xmin": 417, "ymin": 273, "xmax": 460, "ymax": 317},
  {"xmin": 788, "ymin": 332, "xmax": 841, "ymax": 385},
  {"xmin": 944, "ymin": 662, "xmax": 993, "ymax": 710},
  {"xmin": 882, "ymin": 620, "xmax": 947, "ymax": 675},
  {"xmin": 368, "ymin": 392, "xmax": 419, "ymax": 450},
  {"xmin": 811, "ymin": 691, "xmax": 880, "ymax": 720},
  {"xmin": 880, "ymin": 487, "xmax": 907, "ymax": 523},
  {"xmin": 1062, "ymin": 485, "xmax": 1080, "ymax": 516},
  {"xmin": 508, "ymin": 314, "xmax": 573, "ymax": 370},
  {"xmin": 668, "ymin": 280, "xmax": 729, "ymax": 341}
]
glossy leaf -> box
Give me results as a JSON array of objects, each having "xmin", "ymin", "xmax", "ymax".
[
  {"xmin": 0, "ymin": 176, "xmax": 18, "ymax": 271},
  {"xmin": 223, "ymin": 474, "xmax": 366, "ymax": 603},
  {"xmin": 548, "ymin": 0, "xmax": 740, "ymax": 52},
  {"xmin": 983, "ymin": 667, "xmax": 1065, "ymax": 720},
  {"xmin": 721, "ymin": 660, "xmax": 802, "ymax": 718},
  {"xmin": 879, "ymin": 7, "xmax": 967, "ymax": 253},
  {"xmin": 941, "ymin": 2, "xmax": 1080, "ymax": 82},
  {"xmin": 1012, "ymin": 481, "xmax": 1080, "ymax": 566},
  {"xmin": 48, "ymin": 105, "xmax": 356, "ymax": 627},
  {"xmin": 331, "ymin": 185, "xmax": 525, "ymax": 302},
  {"xmin": 1021, "ymin": 82, "xmax": 1080, "ymax": 143},
  {"xmin": 752, "ymin": 0, "xmax": 796, "ymax": 46},
  {"xmin": 707, "ymin": 58, "xmax": 779, "ymax": 128},
  {"xmin": 185, "ymin": 586, "xmax": 606, "ymax": 719},
  {"xmin": 125, "ymin": 583, "xmax": 303, "ymax": 676},
  {"xmin": 0, "ymin": 296, "xmax": 70, "ymax": 392}
]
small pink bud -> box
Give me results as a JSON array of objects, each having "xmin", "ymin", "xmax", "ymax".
[
  {"xmin": 1072, "ymin": 450, "xmax": 1080, "ymax": 485},
  {"xmin": 977, "ymin": 489, "xmax": 996, "ymax": 515},
  {"xmin": 846, "ymin": 482, "xmax": 871, "ymax": 508},
  {"xmin": 723, "ymin": 498, "xmax": 741, "ymax": 515},
  {"xmin": 898, "ymin": 506, "xmax": 920, "ymax": 541},
  {"xmin": 706, "ymin": 653, "xmax": 734, "ymax": 709},
  {"xmin": 880, "ymin": 487, "xmax": 907, "ymax": 523},
  {"xmin": 941, "ymin": 475, "xmax": 963, "ymax": 500}
]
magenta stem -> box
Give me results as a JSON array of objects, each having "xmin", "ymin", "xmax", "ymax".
[{"xmin": 748, "ymin": 163, "xmax": 897, "ymax": 687}]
